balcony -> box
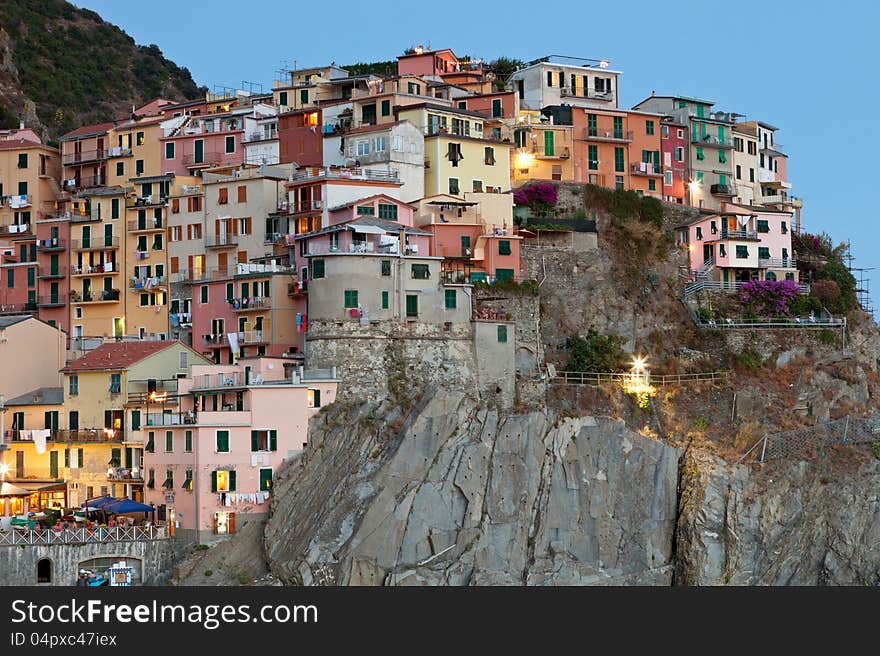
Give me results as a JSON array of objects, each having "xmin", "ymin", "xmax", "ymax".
[
  {"xmin": 71, "ymin": 263, "xmax": 117, "ymax": 276},
  {"xmin": 710, "ymin": 183, "xmax": 736, "ymax": 197},
  {"xmin": 244, "ymin": 131, "xmax": 278, "ymax": 143},
  {"xmin": 288, "ymin": 280, "xmax": 307, "ymax": 296},
  {"xmin": 127, "ymin": 378, "xmax": 180, "ymax": 404},
  {"xmin": 36, "ymin": 238, "xmax": 66, "ymax": 252},
  {"xmin": 228, "ymin": 296, "xmax": 269, "ymax": 311},
  {"xmin": 127, "ymin": 195, "xmax": 167, "ymax": 209},
  {"xmin": 0, "ymin": 302, "xmax": 37, "ymax": 315},
  {"xmin": 62, "ymin": 175, "xmax": 105, "ymax": 192},
  {"xmin": 203, "ymin": 333, "xmax": 231, "ymax": 346},
  {"xmin": 205, "ymin": 234, "xmax": 238, "ymax": 249},
  {"xmin": 69, "ymin": 211, "xmax": 103, "ymax": 224},
  {"xmin": 630, "ymin": 163, "xmax": 663, "ymax": 177},
  {"xmin": 758, "ymin": 257, "xmax": 797, "ymax": 269},
  {"xmin": 107, "ymin": 146, "xmax": 133, "ymax": 158},
  {"xmin": 144, "ymin": 411, "xmax": 197, "ymax": 427},
  {"xmin": 127, "ymin": 218, "xmax": 164, "ymax": 232},
  {"xmin": 62, "ymin": 149, "xmax": 108, "ymax": 165},
  {"xmin": 0, "ymin": 524, "xmax": 168, "ymax": 545},
  {"xmin": 692, "ymin": 134, "xmax": 734, "ymax": 149},
  {"xmin": 579, "ymin": 128, "xmax": 633, "ymax": 143},
  {"xmin": 129, "ymin": 275, "xmax": 167, "ymax": 290},
  {"xmin": 70, "ymin": 289, "xmax": 121, "ymax": 304},
  {"xmin": 531, "ymin": 146, "xmax": 571, "ymax": 160},
  {"xmin": 37, "ymin": 266, "xmax": 67, "ymax": 280},
  {"xmin": 34, "ymin": 295, "xmax": 65, "ymax": 308},
  {"xmin": 0, "ymin": 222, "xmax": 32, "ymax": 236},
  {"xmin": 719, "ymin": 229, "xmax": 758, "ymax": 240},
  {"xmin": 290, "ymin": 200, "xmax": 324, "ymax": 217},
  {"xmin": 107, "ymin": 467, "xmax": 144, "ymax": 483},
  {"xmin": 560, "ymin": 87, "xmax": 614, "ymax": 102},
  {"xmin": 182, "ymin": 151, "xmax": 225, "ymax": 168},
  {"xmin": 71, "ymin": 237, "xmax": 119, "ymax": 251},
  {"xmin": 288, "ymin": 166, "xmax": 400, "ymax": 184}
]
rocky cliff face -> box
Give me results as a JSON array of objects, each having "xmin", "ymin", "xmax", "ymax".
[
  {"xmin": 260, "ymin": 392, "xmax": 880, "ymax": 586},
  {"xmin": 264, "ymin": 392, "xmax": 680, "ymax": 585}
]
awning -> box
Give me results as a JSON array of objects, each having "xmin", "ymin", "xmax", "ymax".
[
  {"xmin": 104, "ymin": 498, "xmax": 154, "ymax": 514},
  {"xmin": 8, "ymin": 481, "xmax": 66, "ymax": 493},
  {"xmin": 426, "ymin": 200, "xmax": 478, "ymax": 207},
  {"xmin": 349, "ymin": 224, "xmax": 386, "ymax": 234},
  {"xmin": 0, "ymin": 482, "xmax": 31, "ymax": 497}
]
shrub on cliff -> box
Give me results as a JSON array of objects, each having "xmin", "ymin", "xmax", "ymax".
[
  {"xmin": 513, "ymin": 182, "xmax": 558, "ymax": 217},
  {"xmin": 738, "ymin": 279, "xmax": 803, "ymax": 317},
  {"xmin": 565, "ymin": 328, "xmax": 628, "ymax": 372}
]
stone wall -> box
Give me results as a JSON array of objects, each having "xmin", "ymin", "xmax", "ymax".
[{"xmin": 0, "ymin": 538, "xmax": 175, "ymax": 586}]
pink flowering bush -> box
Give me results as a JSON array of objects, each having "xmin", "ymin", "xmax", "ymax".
[
  {"xmin": 738, "ymin": 279, "xmax": 802, "ymax": 317},
  {"xmin": 513, "ymin": 183, "xmax": 558, "ymax": 216}
]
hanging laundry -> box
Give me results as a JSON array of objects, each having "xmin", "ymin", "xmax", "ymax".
[{"xmin": 33, "ymin": 429, "xmax": 49, "ymax": 454}]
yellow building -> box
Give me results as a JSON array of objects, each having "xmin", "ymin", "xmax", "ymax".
[
  {"xmin": 106, "ymin": 116, "xmax": 166, "ymax": 187},
  {"xmin": 398, "ymin": 103, "xmax": 512, "ymax": 197},
  {"xmin": 59, "ymin": 340, "xmax": 210, "ymax": 505},
  {"xmin": 0, "ymin": 131, "xmax": 61, "ymax": 234},
  {"xmin": 511, "ymin": 119, "xmax": 574, "ymax": 186}
]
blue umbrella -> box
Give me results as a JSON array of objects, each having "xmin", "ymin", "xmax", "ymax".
[
  {"xmin": 82, "ymin": 496, "xmax": 117, "ymax": 512},
  {"xmin": 103, "ymin": 499, "xmax": 154, "ymax": 514}
]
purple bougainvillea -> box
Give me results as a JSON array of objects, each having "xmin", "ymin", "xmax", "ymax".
[
  {"xmin": 738, "ymin": 279, "xmax": 802, "ymax": 317},
  {"xmin": 513, "ymin": 182, "xmax": 558, "ymax": 210}
]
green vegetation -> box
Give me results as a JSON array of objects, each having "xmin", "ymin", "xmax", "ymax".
[
  {"xmin": 0, "ymin": 0, "xmax": 204, "ymax": 136},
  {"xmin": 697, "ymin": 307, "xmax": 712, "ymax": 323},
  {"xmin": 793, "ymin": 232, "xmax": 858, "ymax": 314},
  {"xmin": 487, "ymin": 57, "xmax": 525, "ymax": 91},
  {"xmin": 734, "ymin": 346, "xmax": 764, "ymax": 373},
  {"xmin": 339, "ymin": 61, "xmax": 397, "ymax": 77},
  {"xmin": 473, "ymin": 279, "xmax": 539, "ymax": 295},
  {"xmin": 585, "ymin": 185, "xmax": 664, "ymax": 228},
  {"xmin": 872, "ymin": 442, "xmax": 880, "ymax": 460},
  {"xmin": 565, "ymin": 327, "xmax": 628, "ymax": 372},
  {"xmin": 203, "ymin": 570, "xmax": 213, "ymax": 577},
  {"xmin": 692, "ymin": 417, "xmax": 709, "ymax": 431},
  {"xmin": 818, "ymin": 329, "xmax": 836, "ymax": 345}
]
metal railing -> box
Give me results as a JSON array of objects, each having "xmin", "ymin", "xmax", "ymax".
[
  {"xmin": 62, "ymin": 149, "xmax": 108, "ymax": 165},
  {"xmin": 580, "ymin": 128, "xmax": 633, "ymax": 142},
  {"xmin": 70, "ymin": 290, "xmax": 121, "ymax": 303},
  {"xmin": 36, "ymin": 238, "xmax": 66, "ymax": 251},
  {"xmin": 129, "ymin": 276, "xmax": 166, "ymax": 290},
  {"xmin": 35, "ymin": 295, "xmax": 65, "ymax": 307},
  {"xmin": 0, "ymin": 222, "xmax": 31, "ymax": 235},
  {"xmin": 182, "ymin": 151, "xmax": 226, "ymax": 166},
  {"xmin": 205, "ymin": 234, "xmax": 238, "ymax": 248},
  {"xmin": 630, "ymin": 162, "xmax": 662, "ymax": 176},
  {"xmin": 107, "ymin": 468, "xmax": 144, "ymax": 482},
  {"xmin": 289, "ymin": 167, "xmax": 399, "ymax": 183},
  {"xmin": 560, "ymin": 87, "xmax": 614, "ymax": 101},
  {"xmin": 8, "ymin": 428, "xmax": 124, "ymax": 443},
  {"xmin": 757, "ymin": 257, "xmax": 797, "ymax": 269},
  {"xmin": 0, "ymin": 302, "xmax": 37, "ymax": 314},
  {"xmin": 0, "ymin": 525, "xmax": 167, "ymax": 546},
  {"xmin": 710, "ymin": 183, "xmax": 736, "ymax": 196},
  {"xmin": 127, "ymin": 218, "xmax": 164, "ymax": 232},
  {"xmin": 229, "ymin": 297, "xmax": 269, "ymax": 310},
  {"xmin": 145, "ymin": 412, "xmax": 196, "ymax": 426},
  {"xmin": 683, "ymin": 280, "xmax": 810, "ymax": 296},
  {"xmin": 71, "ymin": 237, "xmax": 120, "ymax": 250},
  {"xmin": 37, "ymin": 266, "xmax": 67, "ymax": 279},
  {"xmin": 552, "ymin": 370, "xmax": 730, "ymax": 386},
  {"xmin": 695, "ymin": 315, "xmax": 846, "ymax": 329},
  {"xmin": 71, "ymin": 263, "xmax": 116, "ymax": 275},
  {"xmin": 718, "ymin": 229, "xmax": 756, "ymax": 239},
  {"xmin": 692, "ymin": 135, "xmax": 735, "ymax": 148}
]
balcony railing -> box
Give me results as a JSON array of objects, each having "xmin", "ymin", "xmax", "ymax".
[
  {"xmin": 288, "ymin": 167, "xmax": 399, "ymax": 183},
  {"xmin": 71, "ymin": 237, "xmax": 120, "ymax": 251},
  {"xmin": 37, "ymin": 267, "xmax": 67, "ymax": 281},
  {"xmin": 182, "ymin": 151, "xmax": 226, "ymax": 167},
  {"xmin": 127, "ymin": 195, "xmax": 167, "ymax": 208},
  {"xmin": 580, "ymin": 128, "xmax": 633, "ymax": 142},
  {"xmin": 7, "ymin": 428, "xmax": 124, "ymax": 443},
  {"xmin": 107, "ymin": 467, "xmax": 144, "ymax": 482},
  {"xmin": 758, "ymin": 257, "xmax": 797, "ymax": 269},
  {"xmin": 0, "ymin": 302, "xmax": 37, "ymax": 314},
  {"xmin": 127, "ymin": 218, "xmax": 164, "ymax": 232},
  {"xmin": 69, "ymin": 211, "xmax": 103, "ymax": 224},
  {"xmin": 228, "ymin": 296, "xmax": 269, "ymax": 310},
  {"xmin": 205, "ymin": 234, "xmax": 238, "ymax": 248},
  {"xmin": 71, "ymin": 263, "xmax": 116, "ymax": 275},
  {"xmin": 0, "ymin": 525, "xmax": 168, "ymax": 545},
  {"xmin": 36, "ymin": 238, "xmax": 65, "ymax": 251},
  {"xmin": 560, "ymin": 87, "xmax": 614, "ymax": 101},
  {"xmin": 129, "ymin": 275, "xmax": 166, "ymax": 290},
  {"xmin": 0, "ymin": 222, "xmax": 31, "ymax": 235},
  {"xmin": 710, "ymin": 183, "xmax": 736, "ymax": 196},
  {"xmin": 62, "ymin": 149, "xmax": 108, "ymax": 165},
  {"xmin": 35, "ymin": 295, "xmax": 65, "ymax": 307},
  {"xmin": 144, "ymin": 412, "xmax": 197, "ymax": 427},
  {"xmin": 719, "ymin": 229, "xmax": 757, "ymax": 239},
  {"xmin": 244, "ymin": 131, "xmax": 277, "ymax": 143},
  {"xmin": 62, "ymin": 175, "xmax": 105, "ymax": 191},
  {"xmin": 106, "ymin": 146, "xmax": 133, "ymax": 158},
  {"xmin": 70, "ymin": 290, "xmax": 121, "ymax": 303},
  {"xmin": 692, "ymin": 134, "xmax": 735, "ymax": 148},
  {"xmin": 630, "ymin": 162, "xmax": 662, "ymax": 176}
]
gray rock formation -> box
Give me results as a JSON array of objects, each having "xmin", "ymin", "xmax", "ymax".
[
  {"xmin": 264, "ymin": 392, "xmax": 680, "ymax": 585},
  {"xmin": 675, "ymin": 449, "xmax": 880, "ymax": 585}
]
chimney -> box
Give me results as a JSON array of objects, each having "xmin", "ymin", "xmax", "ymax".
[{"xmin": 18, "ymin": 121, "xmax": 24, "ymax": 130}]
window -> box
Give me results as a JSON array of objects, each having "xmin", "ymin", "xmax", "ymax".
[
  {"xmin": 300, "ymin": 89, "xmax": 309, "ymax": 104},
  {"xmin": 543, "ymin": 131, "xmax": 554, "ymax": 156},
  {"xmin": 218, "ymin": 188, "xmax": 228, "ymax": 204},
  {"xmin": 134, "ymin": 159, "xmax": 144, "ymax": 176},
  {"xmin": 674, "ymin": 147, "xmax": 684, "ymax": 162},
  {"xmin": 165, "ymin": 431, "xmax": 173, "ymax": 453},
  {"xmin": 36, "ymin": 558, "xmax": 51, "ymax": 584},
  {"xmin": 378, "ymin": 203, "xmax": 397, "ymax": 220},
  {"xmin": 613, "ymin": 116, "xmax": 623, "ymax": 139},
  {"xmin": 445, "ymin": 289, "xmax": 457, "ymax": 309},
  {"xmin": 492, "ymin": 98, "xmax": 502, "ymax": 118},
  {"xmin": 17, "ymin": 153, "xmax": 27, "ymax": 169},
  {"xmin": 615, "ymin": 175, "xmax": 624, "ymax": 190},
  {"xmin": 448, "ymin": 178, "xmax": 460, "ymax": 195},
  {"xmin": 696, "ymin": 147, "xmax": 704, "ymax": 161},
  {"xmin": 344, "ymin": 289, "xmax": 358, "ymax": 308},
  {"xmin": 136, "ymin": 131, "xmax": 145, "ymax": 146},
  {"xmin": 472, "ymin": 180, "xmax": 483, "ymax": 193},
  {"xmin": 225, "ymin": 136, "xmax": 235, "ymax": 153},
  {"xmin": 279, "ymin": 91, "xmax": 288, "ymax": 106},
  {"xmin": 546, "ymin": 70, "xmax": 553, "ymax": 87},
  {"xmin": 661, "ymin": 125, "xmax": 669, "ymax": 138},
  {"xmin": 312, "ymin": 259, "xmax": 325, "ymax": 279},
  {"xmin": 497, "ymin": 325, "xmax": 508, "ymax": 343},
  {"xmin": 237, "ymin": 185, "xmax": 247, "ymax": 203},
  {"xmin": 212, "ymin": 469, "xmax": 235, "ymax": 492},
  {"xmin": 648, "ymin": 179, "xmax": 656, "ymax": 191},
  {"xmin": 184, "ymin": 430, "xmax": 193, "ymax": 453},
  {"xmin": 381, "ymin": 99, "xmax": 390, "ymax": 116},
  {"xmin": 736, "ymin": 245, "xmax": 749, "ymax": 259},
  {"xmin": 145, "ymin": 432, "xmax": 155, "ymax": 453},
  {"xmin": 614, "ymin": 147, "xmax": 624, "ymax": 172},
  {"xmin": 484, "ymin": 146, "xmax": 495, "ymax": 165},
  {"xmin": 200, "ymin": 285, "xmax": 208, "ymax": 304},
  {"xmin": 588, "ymin": 145, "xmax": 598, "ymax": 170},
  {"xmin": 250, "ymin": 430, "xmax": 277, "ymax": 452},
  {"xmin": 736, "ymin": 165, "xmax": 742, "ymax": 180},
  {"xmin": 165, "ymin": 142, "xmax": 175, "ymax": 159},
  {"xmin": 645, "ymin": 120, "xmax": 655, "ymax": 135},
  {"xmin": 109, "ymin": 373, "xmax": 121, "ymax": 394},
  {"xmin": 664, "ymin": 170, "xmax": 673, "ymax": 186},
  {"xmin": 260, "ymin": 468, "xmax": 273, "ymax": 492},
  {"xmin": 718, "ymin": 150, "xmax": 727, "ymax": 164},
  {"xmin": 68, "ymin": 375, "xmax": 78, "ymax": 396},
  {"xmin": 758, "ymin": 247, "xmax": 771, "ymax": 260},
  {"xmin": 411, "ymin": 263, "xmax": 430, "ymax": 279},
  {"xmin": 381, "ymin": 290, "xmax": 389, "ymax": 309},
  {"xmin": 719, "ymin": 244, "xmax": 726, "ymax": 258},
  {"xmin": 749, "ymin": 168, "xmax": 755, "ymax": 182},
  {"xmin": 381, "ymin": 260, "xmax": 391, "ymax": 276},
  {"xmin": 406, "ymin": 294, "xmax": 418, "ymax": 317},
  {"xmin": 216, "ymin": 430, "xmax": 230, "ymax": 453},
  {"xmin": 18, "ymin": 181, "xmax": 27, "ymax": 196},
  {"xmin": 757, "ymin": 220, "xmax": 770, "ymax": 233},
  {"xmin": 307, "ymin": 388, "xmax": 321, "ymax": 408},
  {"xmin": 587, "ymin": 113, "xmax": 597, "ymax": 137},
  {"xmin": 696, "ymin": 227, "xmax": 703, "ymax": 240},
  {"xmin": 781, "ymin": 221, "xmax": 788, "ymax": 234},
  {"xmin": 116, "ymin": 161, "xmax": 124, "ymax": 177},
  {"xmin": 498, "ymin": 240, "xmax": 511, "ymax": 255},
  {"xmin": 696, "ymin": 171, "xmax": 704, "ymax": 185}
]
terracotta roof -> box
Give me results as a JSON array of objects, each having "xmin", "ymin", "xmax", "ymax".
[
  {"xmin": 61, "ymin": 341, "xmax": 179, "ymax": 373},
  {"xmin": 60, "ymin": 122, "xmax": 116, "ymax": 141},
  {"xmin": 0, "ymin": 139, "xmax": 56, "ymax": 152}
]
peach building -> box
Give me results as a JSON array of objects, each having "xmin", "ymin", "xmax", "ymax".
[{"xmin": 138, "ymin": 357, "xmax": 338, "ymax": 542}]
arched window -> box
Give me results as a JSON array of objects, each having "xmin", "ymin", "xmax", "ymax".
[
  {"xmin": 36, "ymin": 558, "xmax": 52, "ymax": 584},
  {"xmin": 765, "ymin": 271, "xmax": 777, "ymax": 281}
]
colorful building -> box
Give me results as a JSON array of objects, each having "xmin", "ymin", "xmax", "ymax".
[
  {"xmin": 138, "ymin": 357, "xmax": 338, "ymax": 542},
  {"xmin": 0, "ymin": 315, "xmax": 65, "ymax": 401},
  {"xmin": 59, "ymin": 122, "xmax": 115, "ymax": 192},
  {"xmin": 677, "ymin": 203, "xmax": 798, "ymax": 285},
  {"xmin": 508, "ymin": 56, "xmax": 621, "ymax": 112},
  {"xmin": 732, "ymin": 121, "xmax": 760, "ymax": 206},
  {"xmin": 660, "ymin": 118, "xmax": 688, "ymax": 204}
]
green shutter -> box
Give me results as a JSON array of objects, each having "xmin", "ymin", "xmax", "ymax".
[
  {"xmin": 312, "ymin": 259, "xmax": 325, "ymax": 278},
  {"xmin": 194, "ymin": 140, "xmax": 204, "ymax": 163},
  {"xmin": 406, "ymin": 294, "xmax": 418, "ymax": 317},
  {"xmin": 211, "ymin": 471, "xmax": 217, "ymax": 492},
  {"xmin": 614, "ymin": 147, "xmax": 625, "ymax": 172},
  {"xmin": 495, "ymin": 268, "xmax": 515, "ymax": 282},
  {"xmin": 251, "ymin": 430, "xmax": 259, "ymax": 452},
  {"xmin": 269, "ymin": 430, "xmax": 277, "ymax": 451},
  {"xmin": 344, "ymin": 289, "xmax": 358, "ymax": 308},
  {"xmin": 381, "ymin": 290, "xmax": 389, "ymax": 309},
  {"xmin": 260, "ymin": 468, "xmax": 273, "ymax": 492},
  {"xmin": 229, "ymin": 470, "xmax": 236, "ymax": 491},
  {"xmin": 381, "ymin": 99, "xmax": 390, "ymax": 116},
  {"xmin": 498, "ymin": 240, "xmax": 511, "ymax": 255},
  {"xmin": 445, "ymin": 289, "xmax": 456, "ymax": 309},
  {"xmin": 543, "ymin": 131, "xmax": 554, "ymax": 156},
  {"xmin": 588, "ymin": 145, "xmax": 598, "ymax": 169},
  {"xmin": 587, "ymin": 114, "xmax": 597, "ymax": 136},
  {"xmin": 131, "ymin": 410, "xmax": 141, "ymax": 431},
  {"xmin": 216, "ymin": 430, "xmax": 229, "ymax": 452},
  {"xmin": 64, "ymin": 448, "xmax": 70, "ymax": 468},
  {"xmin": 279, "ymin": 91, "xmax": 288, "ymax": 106},
  {"xmin": 613, "ymin": 116, "xmax": 623, "ymax": 139},
  {"xmin": 111, "ymin": 198, "xmax": 119, "ymax": 219},
  {"xmin": 313, "ymin": 390, "xmax": 320, "ymax": 407},
  {"xmin": 497, "ymin": 325, "xmax": 508, "ymax": 343},
  {"xmin": 78, "ymin": 449, "xmax": 83, "ymax": 468},
  {"xmin": 225, "ymin": 136, "xmax": 235, "ymax": 153}
]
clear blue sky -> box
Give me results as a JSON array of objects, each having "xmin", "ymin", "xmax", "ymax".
[{"xmin": 74, "ymin": 0, "xmax": 879, "ymax": 306}]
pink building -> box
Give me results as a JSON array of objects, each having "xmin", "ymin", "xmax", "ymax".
[
  {"xmin": 140, "ymin": 357, "xmax": 338, "ymax": 543},
  {"xmin": 456, "ymin": 91, "xmax": 518, "ymax": 119},
  {"xmin": 661, "ymin": 118, "xmax": 688, "ymax": 204},
  {"xmin": 677, "ymin": 203, "xmax": 797, "ymax": 285},
  {"xmin": 160, "ymin": 110, "xmax": 246, "ymax": 176}
]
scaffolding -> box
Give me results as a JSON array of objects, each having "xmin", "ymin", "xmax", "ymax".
[{"xmin": 845, "ymin": 240, "xmax": 874, "ymax": 317}]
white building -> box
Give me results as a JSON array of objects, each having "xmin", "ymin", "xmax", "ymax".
[{"xmin": 508, "ymin": 56, "xmax": 620, "ymax": 111}]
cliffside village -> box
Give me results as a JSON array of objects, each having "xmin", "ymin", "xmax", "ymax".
[{"xmin": 0, "ymin": 48, "xmax": 803, "ymax": 584}]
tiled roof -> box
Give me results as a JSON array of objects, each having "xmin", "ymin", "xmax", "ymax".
[
  {"xmin": 0, "ymin": 139, "xmax": 56, "ymax": 152},
  {"xmin": 60, "ymin": 122, "xmax": 116, "ymax": 141},
  {"xmin": 5, "ymin": 387, "xmax": 63, "ymax": 406},
  {"xmin": 0, "ymin": 316, "xmax": 31, "ymax": 329},
  {"xmin": 61, "ymin": 341, "xmax": 178, "ymax": 373}
]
